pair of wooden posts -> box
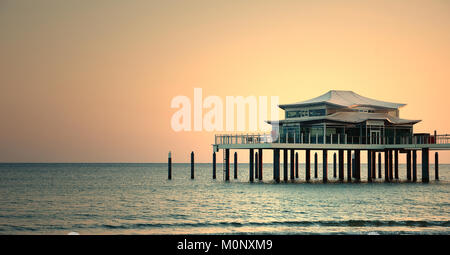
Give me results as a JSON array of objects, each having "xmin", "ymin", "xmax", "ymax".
[{"xmin": 167, "ymin": 151, "xmax": 195, "ymax": 180}]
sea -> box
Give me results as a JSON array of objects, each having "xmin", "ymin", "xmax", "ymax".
[{"xmin": 0, "ymin": 163, "xmax": 448, "ymax": 235}]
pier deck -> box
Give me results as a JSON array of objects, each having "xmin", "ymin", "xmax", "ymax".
[{"xmin": 210, "ymin": 133, "xmax": 450, "ymax": 183}]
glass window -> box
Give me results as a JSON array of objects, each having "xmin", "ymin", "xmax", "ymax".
[
  {"xmin": 309, "ymin": 109, "xmax": 326, "ymax": 117},
  {"xmin": 286, "ymin": 111, "xmax": 298, "ymax": 118}
]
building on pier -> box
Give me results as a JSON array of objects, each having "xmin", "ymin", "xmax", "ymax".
[
  {"xmin": 212, "ymin": 91, "xmax": 450, "ymax": 183},
  {"xmin": 267, "ymin": 90, "xmax": 421, "ymax": 145}
]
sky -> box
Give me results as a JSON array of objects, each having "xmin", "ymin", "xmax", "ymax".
[{"xmin": 1, "ymin": 0, "xmax": 449, "ymax": 163}]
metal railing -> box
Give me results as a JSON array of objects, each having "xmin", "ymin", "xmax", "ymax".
[
  {"xmin": 215, "ymin": 133, "xmax": 274, "ymax": 145},
  {"xmin": 436, "ymin": 134, "xmax": 450, "ymax": 144},
  {"xmin": 215, "ymin": 133, "xmax": 450, "ymax": 145}
]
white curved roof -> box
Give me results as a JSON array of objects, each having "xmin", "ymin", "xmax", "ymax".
[
  {"xmin": 268, "ymin": 112, "xmax": 420, "ymax": 125},
  {"xmin": 279, "ymin": 90, "xmax": 406, "ymax": 109}
]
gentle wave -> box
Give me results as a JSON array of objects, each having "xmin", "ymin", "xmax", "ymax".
[{"xmin": 93, "ymin": 220, "xmax": 450, "ymax": 230}]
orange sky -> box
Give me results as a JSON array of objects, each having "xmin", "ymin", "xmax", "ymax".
[{"xmin": 1, "ymin": 0, "xmax": 449, "ymax": 163}]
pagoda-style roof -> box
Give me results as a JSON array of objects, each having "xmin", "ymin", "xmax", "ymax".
[
  {"xmin": 279, "ymin": 90, "xmax": 406, "ymax": 110},
  {"xmin": 267, "ymin": 112, "xmax": 421, "ymax": 125}
]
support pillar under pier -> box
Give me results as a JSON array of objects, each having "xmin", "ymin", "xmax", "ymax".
[
  {"xmin": 255, "ymin": 152, "xmax": 258, "ymax": 180},
  {"xmin": 413, "ymin": 150, "xmax": 417, "ymax": 182},
  {"xmin": 273, "ymin": 149, "xmax": 280, "ymax": 183},
  {"xmin": 283, "ymin": 149, "xmax": 288, "ymax": 182},
  {"xmin": 305, "ymin": 150, "xmax": 311, "ymax": 182},
  {"xmin": 384, "ymin": 149, "xmax": 389, "ymax": 182},
  {"xmin": 406, "ymin": 150, "xmax": 411, "ymax": 181},
  {"xmin": 258, "ymin": 149, "xmax": 263, "ymax": 181},
  {"xmin": 347, "ymin": 150, "xmax": 352, "ymax": 182},
  {"xmin": 314, "ymin": 152, "xmax": 318, "ymax": 179},
  {"xmin": 333, "ymin": 152, "xmax": 337, "ymax": 178},
  {"xmin": 372, "ymin": 150, "xmax": 376, "ymax": 179},
  {"xmin": 378, "ymin": 152, "xmax": 382, "ymax": 179},
  {"xmin": 435, "ymin": 152, "xmax": 439, "ymax": 181},
  {"xmin": 323, "ymin": 150, "xmax": 328, "ymax": 183},
  {"xmin": 394, "ymin": 149, "xmax": 399, "ymax": 180},
  {"xmin": 422, "ymin": 148, "xmax": 429, "ymax": 183},
  {"xmin": 290, "ymin": 149, "xmax": 295, "ymax": 180},
  {"xmin": 339, "ymin": 150, "xmax": 344, "ymax": 181},
  {"xmin": 225, "ymin": 149, "xmax": 229, "ymax": 181},
  {"xmin": 355, "ymin": 150, "xmax": 361, "ymax": 181},
  {"xmin": 389, "ymin": 150, "xmax": 393, "ymax": 180},
  {"xmin": 249, "ymin": 149, "xmax": 254, "ymax": 183},
  {"xmin": 367, "ymin": 150, "xmax": 372, "ymax": 183}
]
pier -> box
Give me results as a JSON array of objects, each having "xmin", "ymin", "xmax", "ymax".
[
  {"xmin": 210, "ymin": 91, "xmax": 450, "ymax": 184},
  {"xmin": 211, "ymin": 132, "xmax": 449, "ymax": 183}
]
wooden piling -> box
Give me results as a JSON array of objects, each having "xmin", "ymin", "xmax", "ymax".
[
  {"xmin": 333, "ymin": 152, "xmax": 337, "ymax": 178},
  {"xmin": 338, "ymin": 150, "xmax": 344, "ymax": 181},
  {"xmin": 378, "ymin": 152, "xmax": 382, "ymax": 179},
  {"xmin": 314, "ymin": 152, "xmax": 318, "ymax": 179},
  {"xmin": 413, "ymin": 150, "xmax": 417, "ymax": 182},
  {"xmin": 406, "ymin": 150, "xmax": 411, "ymax": 181},
  {"xmin": 225, "ymin": 149, "xmax": 230, "ymax": 181},
  {"xmin": 255, "ymin": 151, "xmax": 259, "ymax": 180},
  {"xmin": 259, "ymin": 149, "xmax": 263, "ymax": 181},
  {"xmin": 422, "ymin": 148, "xmax": 429, "ymax": 183},
  {"xmin": 213, "ymin": 152, "xmax": 216, "ymax": 179},
  {"xmin": 290, "ymin": 149, "xmax": 295, "ymax": 180},
  {"xmin": 372, "ymin": 150, "xmax": 376, "ymax": 179},
  {"xmin": 168, "ymin": 151, "xmax": 172, "ymax": 180},
  {"xmin": 249, "ymin": 149, "xmax": 254, "ymax": 183},
  {"xmin": 347, "ymin": 150, "xmax": 352, "ymax": 182},
  {"xmin": 367, "ymin": 150, "xmax": 372, "ymax": 183},
  {"xmin": 384, "ymin": 150, "xmax": 389, "ymax": 182},
  {"xmin": 394, "ymin": 150, "xmax": 399, "ymax": 180},
  {"xmin": 352, "ymin": 152, "xmax": 356, "ymax": 178},
  {"xmin": 435, "ymin": 152, "xmax": 439, "ymax": 180},
  {"xmin": 284, "ymin": 149, "xmax": 288, "ymax": 182},
  {"xmin": 306, "ymin": 149, "xmax": 311, "ymax": 181},
  {"xmin": 355, "ymin": 150, "xmax": 361, "ymax": 181},
  {"xmin": 389, "ymin": 150, "xmax": 393, "ymax": 180},
  {"xmin": 273, "ymin": 149, "xmax": 280, "ymax": 183},
  {"xmin": 191, "ymin": 151, "xmax": 195, "ymax": 179},
  {"xmin": 323, "ymin": 149, "xmax": 328, "ymax": 183},
  {"xmin": 295, "ymin": 152, "xmax": 299, "ymax": 179},
  {"xmin": 234, "ymin": 152, "xmax": 238, "ymax": 179}
]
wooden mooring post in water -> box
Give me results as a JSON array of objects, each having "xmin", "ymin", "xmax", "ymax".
[
  {"xmin": 234, "ymin": 152, "xmax": 238, "ymax": 179},
  {"xmin": 168, "ymin": 151, "xmax": 172, "ymax": 180},
  {"xmin": 191, "ymin": 151, "xmax": 194, "ymax": 179},
  {"xmin": 212, "ymin": 151, "xmax": 216, "ymax": 179}
]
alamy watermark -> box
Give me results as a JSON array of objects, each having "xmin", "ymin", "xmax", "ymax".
[{"xmin": 170, "ymin": 88, "xmax": 280, "ymax": 133}]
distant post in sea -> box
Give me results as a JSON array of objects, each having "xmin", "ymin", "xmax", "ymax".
[
  {"xmin": 191, "ymin": 151, "xmax": 194, "ymax": 179},
  {"xmin": 212, "ymin": 151, "xmax": 216, "ymax": 179},
  {"xmin": 234, "ymin": 151, "xmax": 238, "ymax": 179},
  {"xmin": 168, "ymin": 151, "xmax": 172, "ymax": 180}
]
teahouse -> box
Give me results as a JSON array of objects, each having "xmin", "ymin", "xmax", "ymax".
[
  {"xmin": 210, "ymin": 90, "xmax": 450, "ymax": 184},
  {"xmin": 267, "ymin": 90, "xmax": 421, "ymax": 145}
]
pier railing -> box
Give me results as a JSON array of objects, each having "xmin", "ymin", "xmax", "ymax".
[{"xmin": 215, "ymin": 133, "xmax": 450, "ymax": 145}]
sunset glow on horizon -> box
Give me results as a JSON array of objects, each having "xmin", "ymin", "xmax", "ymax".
[{"xmin": 1, "ymin": 0, "xmax": 450, "ymax": 163}]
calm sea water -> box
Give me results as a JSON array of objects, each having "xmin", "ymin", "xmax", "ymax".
[{"xmin": 0, "ymin": 162, "xmax": 449, "ymax": 235}]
